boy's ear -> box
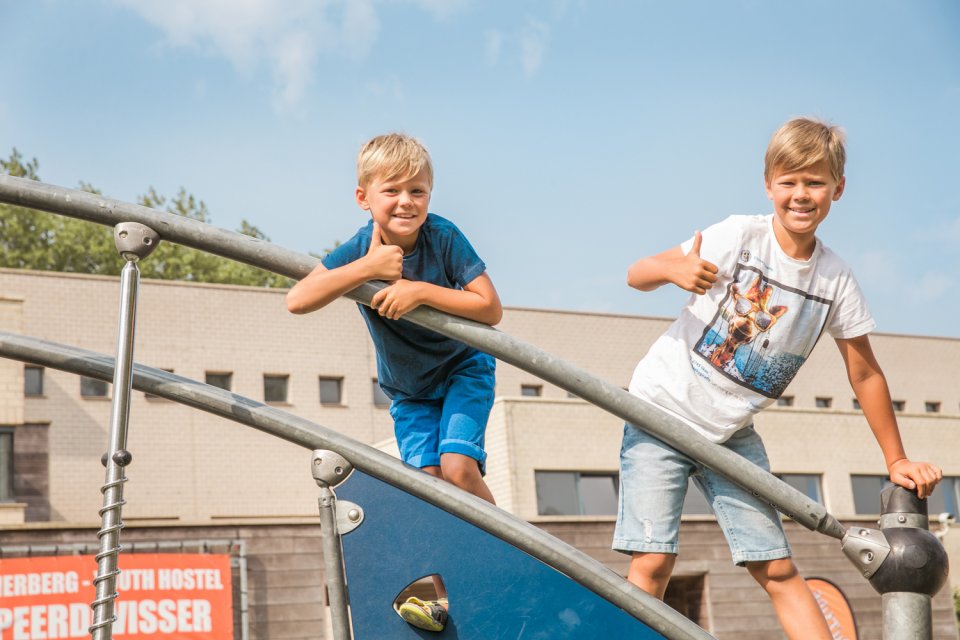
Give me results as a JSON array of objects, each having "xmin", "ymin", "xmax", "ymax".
[
  {"xmin": 832, "ymin": 176, "xmax": 846, "ymax": 201},
  {"xmin": 355, "ymin": 185, "xmax": 370, "ymax": 210}
]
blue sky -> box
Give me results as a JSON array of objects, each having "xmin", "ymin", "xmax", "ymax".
[{"xmin": 2, "ymin": 0, "xmax": 959, "ymax": 338}]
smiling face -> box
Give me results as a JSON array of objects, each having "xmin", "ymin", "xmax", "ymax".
[
  {"xmin": 765, "ymin": 159, "xmax": 845, "ymax": 259},
  {"xmin": 356, "ymin": 167, "xmax": 432, "ymax": 253}
]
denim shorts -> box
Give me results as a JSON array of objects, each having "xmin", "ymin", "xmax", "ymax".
[
  {"xmin": 613, "ymin": 423, "xmax": 790, "ymax": 566},
  {"xmin": 389, "ymin": 351, "xmax": 495, "ymax": 474}
]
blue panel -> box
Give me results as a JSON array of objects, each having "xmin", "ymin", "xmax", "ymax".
[{"xmin": 337, "ymin": 470, "xmax": 665, "ymax": 639}]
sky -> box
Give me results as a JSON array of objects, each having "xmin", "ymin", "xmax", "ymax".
[{"xmin": 1, "ymin": 0, "xmax": 959, "ymax": 338}]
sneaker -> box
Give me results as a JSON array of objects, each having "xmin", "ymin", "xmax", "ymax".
[{"xmin": 398, "ymin": 596, "xmax": 448, "ymax": 632}]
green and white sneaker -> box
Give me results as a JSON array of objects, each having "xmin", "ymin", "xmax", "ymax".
[{"xmin": 398, "ymin": 596, "xmax": 448, "ymax": 632}]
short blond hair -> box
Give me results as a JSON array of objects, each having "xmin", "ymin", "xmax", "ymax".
[
  {"xmin": 764, "ymin": 117, "xmax": 846, "ymax": 183},
  {"xmin": 356, "ymin": 133, "xmax": 433, "ymax": 189}
]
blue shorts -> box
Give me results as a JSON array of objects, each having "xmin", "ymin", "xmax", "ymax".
[
  {"xmin": 613, "ymin": 423, "xmax": 790, "ymax": 566},
  {"xmin": 389, "ymin": 351, "xmax": 495, "ymax": 475}
]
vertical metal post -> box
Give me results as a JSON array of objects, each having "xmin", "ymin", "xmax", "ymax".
[
  {"xmin": 875, "ymin": 486, "xmax": 947, "ymax": 640},
  {"xmin": 842, "ymin": 485, "xmax": 949, "ymax": 639},
  {"xmin": 312, "ymin": 450, "xmax": 356, "ymax": 640},
  {"xmin": 90, "ymin": 223, "xmax": 159, "ymax": 639}
]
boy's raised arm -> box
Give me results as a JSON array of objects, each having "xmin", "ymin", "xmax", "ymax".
[
  {"xmin": 835, "ymin": 334, "xmax": 943, "ymax": 499},
  {"xmin": 627, "ymin": 231, "xmax": 718, "ymax": 295},
  {"xmin": 286, "ymin": 223, "xmax": 403, "ymax": 315}
]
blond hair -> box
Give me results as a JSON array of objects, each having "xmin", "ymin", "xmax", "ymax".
[
  {"xmin": 356, "ymin": 133, "xmax": 433, "ymax": 189},
  {"xmin": 764, "ymin": 117, "xmax": 846, "ymax": 183}
]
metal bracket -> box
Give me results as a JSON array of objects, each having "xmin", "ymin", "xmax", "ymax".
[
  {"xmin": 114, "ymin": 222, "xmax": 159, "ymax": 262},
  {"xmin": 312, "ymin": 450, "xmax": 353, "ymax": 489},
  {"xmin": 880, "ymin": 513, "xmax": 928, "ymax": 529},
  {"xmin": 841, "ymin": 526, "xmax": 891, "ymax": 578},
  {"xmin": 336, "ymin": 500, "xmax": 364, "ymax": 534}
]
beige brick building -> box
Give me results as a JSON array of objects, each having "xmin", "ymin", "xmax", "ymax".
[{"xmin": 1, "ymin": 267, "xmax": 958, "ymax": 639}]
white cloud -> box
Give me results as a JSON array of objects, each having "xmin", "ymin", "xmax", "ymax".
[
  {"xmin": 409, "ymin": 0, "xmax": 470, "ymax": 20},
  {"xmin": 911, "ymin": 272, "xmax": 952, "ymax": 302},
  {"xmin": 115, "ymin": 0, "xmax": 465, "ymax": 111},
  {"xmin": 483, "ymin": 18, "xmax": 551, "ymax": 77},
  {"xmin": 948, "ymin": 216, "xmax": 960, "ymax": 243},
  {"xmin": 484, "ymin": 29, "xmax": 503, "ymax": 65},
  {"xmin": 519, "ymin": 19, "xmax": 550, "ymax": 77}
]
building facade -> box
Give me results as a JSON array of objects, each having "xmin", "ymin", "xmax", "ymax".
[{"xmin": 1, "ymin": 268, "xmax": 958, "ymax": 638}]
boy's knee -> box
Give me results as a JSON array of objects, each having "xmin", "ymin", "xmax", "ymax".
[
  {"xmin": 746, "ymin": 558, "xmax": 798, "ymax": 583},
  {"xmin": 439, "ymin": 454, "xmax": 481, "ymax": 486},
  {"xmin": 631, "ymin": 552, "xmax": 676, "ymax": 579}
]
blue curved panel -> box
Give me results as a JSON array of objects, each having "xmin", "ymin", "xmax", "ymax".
[{"xmin": 337, "ymin": 470, "xmax": 664, "ymax": 639}]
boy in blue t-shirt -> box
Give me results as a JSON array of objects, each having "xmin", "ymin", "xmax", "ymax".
[{"xmin": 287, "ymin": 132, "xmax": 502, "ymax": 632}]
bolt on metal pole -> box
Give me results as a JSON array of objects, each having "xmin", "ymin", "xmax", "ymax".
[
  {"xmin": 313, "ymin": 450, "xmax": 355, "ymax": 640},
  {"xmin": 90, "ymin": 223, "xmax": 159, "ymax": 639}
]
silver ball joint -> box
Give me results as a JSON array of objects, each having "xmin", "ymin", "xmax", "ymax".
[{"xmin": 114, "ymin": 222, "xmax": 160, "ymax": 262}]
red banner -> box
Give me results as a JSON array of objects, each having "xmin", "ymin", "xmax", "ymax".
[
  {"xmin": 0, "ymin": 554, "xmax": 234, "ymax": 639},
  {"xmin": 806, "ymin": 576, "xmax": 858, "ymax": 640}
]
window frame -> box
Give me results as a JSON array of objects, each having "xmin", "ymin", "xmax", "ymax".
[
  {"xmin": 263, "ymin": 374, "xmax": 290, "ymax": 404},
  {"xmin": 80, "ymin": 375, "xmax": 110, "ymax": 399},
  {"xmin": 24, "ymin": 365, "xmax": 44, "ymax": 397},
  {"xmin": 534, "ymin": 470, "xmax": 619, "ymax": 516},
  {"xmin": 205, "ymin": 371, "xmax": 233, "ymax": 392},
  {"xmin": 319, "ymin": 376, "xmax": 344, "ymax": 406},
  {"xmin": 0, "ymin": 428, "xmax": 13, "ymax": 502},
  {"xmin": 520, "ymin": 384, "xmax": 543, "ymax": 398}
]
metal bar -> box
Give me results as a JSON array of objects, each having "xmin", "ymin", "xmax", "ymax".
[
  {"xmin": 90, "ymin": 259, "xmax": 140, "ymax": 639},
  {"xmin": 882, "ymin": 592, "xmax": 932, "ymax": 639},
  {"xmin": 0, "ymin": 175, "xmax": 843, "ymax": 539},
  {"xmin": 318, "ymin": 487, "xmax": 352, "ymax": 640},
  {"xmin": 0, "ymin": 332, "xmax": 715, "ymax": 640}
]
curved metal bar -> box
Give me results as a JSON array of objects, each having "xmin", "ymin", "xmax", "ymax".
[
  {"xmin": 0, "ymin": 174, "xmax": 844, "ymax": 539},
  {"xmin": 0, "ymin": 330, "xmax": 714, "ymax": 640}
]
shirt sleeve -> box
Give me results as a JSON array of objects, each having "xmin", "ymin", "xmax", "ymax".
[
  {"xmin": 827, "ymin": 270, "xmax": 877, "ymax": 339},
  {"xmin": 321, "ymin": 224, "xmax": 369, "ymax": 270},
  {"xmin": 443, "ymin": 223, "xmax": 486, "ymax": 287}
]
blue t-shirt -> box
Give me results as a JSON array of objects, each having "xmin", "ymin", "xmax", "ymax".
[{"xmin": 322, "ymin": 213, "xmax": 488, "ymax": 398}]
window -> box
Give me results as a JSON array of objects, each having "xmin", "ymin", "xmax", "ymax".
[
  {"xmin": 24, "ymin": 365, "xmax": 44, "ymax": 396},
  {"xmin": 927, "ymin": 477, "xmax": 960, "ymax": 519},
  {"xmin": 891, "ymin": 400, "xmax": 905, "ymax": 412},
  {"xmin": 924, "ymin": 402, "xmax": 940, "ymax": 414},
  {"xmin": 205, "ymin": 371, "xmax": 233, "ymax": 391},
  {"xmin": 851, "ymin": 475, "xmax": 892, "ymax": 515},
  {"xmin": 319, "ymin": 377, "xmax": 343, "ymax": 405},
  {"xmin": 776, "ymin": 473, "xmax": 823, "ymax": 505},
  {"xmin": 521, "ymin": 384, "xmax": 542, "ymax": 397},
  {"xmin": 80, "ymin": 376, "xmax": 109, "ymax": 398},
  {"xmin": 263, "ymin": 375, "xmax": 289, "ymax": 403},
  {"xmin": 145, "ymin": 368, "xmax": 173, "ymax": 400},
  {"xmin": 372, "ymin": 379, "xmax": 391, "ymax": 408},
  {"xmin": 777, "ymin": 395, "xmax": 794, "ymax": 407},
  {"xmin": 815, "ymin": 397, "xmax": 832, "ymax": 409},
  {"xmin": 852, "ymin": 398, "xmax": 861, "ymax": 410},
  {"xmin": 535, "ymin": 471, "xmax": 618, "ymax": 516},
  {"xmin": 0, "ymin": 429, "xmax": 12, "ymax": 502}
]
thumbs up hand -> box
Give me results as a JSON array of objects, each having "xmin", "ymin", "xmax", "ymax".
[
  {"xmin": 675, "ymin": 231, "xmax": 719, "ymax": 295},
  {"xmin": 363, "ymin": 222, "xmax": 404, "ymax": 282}
]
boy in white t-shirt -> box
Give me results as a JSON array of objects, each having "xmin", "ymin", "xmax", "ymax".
[{"xmin": 615, "ymin": 117, "xmax": 942, "ymax": 639}]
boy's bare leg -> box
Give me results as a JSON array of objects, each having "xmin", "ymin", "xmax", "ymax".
[
  {"xmin": 440, "ymin": 453, "xmax": 496, "ymax": 505},
  {"xmin": 746, "ymin": 558, "xmax": 831, "ymax": 640},
  {"xmin": 418, "ymin": 465, "xmax": 450, "ymax": 603},
  {"xmin": 420, "ymin": 459, "xmax": 496, "ymax": 605},
  {"xmin": 627, "ymin": 552, "xmax": 676, "ymax": 600}
]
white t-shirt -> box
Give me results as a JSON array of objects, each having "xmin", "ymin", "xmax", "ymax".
[{"xmin": 629, "ymin": 214, "xmax": 875, "ymax": 443}]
